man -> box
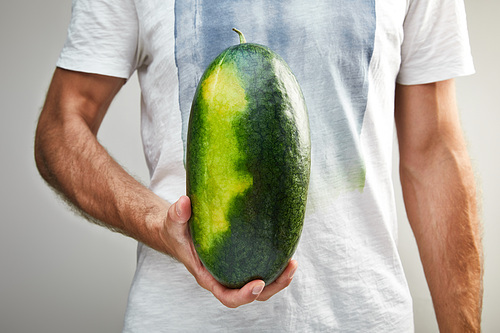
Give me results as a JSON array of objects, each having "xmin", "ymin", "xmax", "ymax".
[{"xmin": 35, "ymin": 0, "xmax": 483, "ymax": 331}]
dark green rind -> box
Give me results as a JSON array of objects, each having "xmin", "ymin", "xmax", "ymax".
[{"xmin": 186, "ymin": 42, "xmax": 311, "ymax": 288}]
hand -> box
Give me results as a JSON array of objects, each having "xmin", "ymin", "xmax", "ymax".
[{"xmin": 160, "ymin": 195, "xmax": 298, "ymax": 308}]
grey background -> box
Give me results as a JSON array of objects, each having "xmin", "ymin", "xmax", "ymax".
[{"xmin": 0, "ymin": 1, "xmax": 498, "ymax": 332}]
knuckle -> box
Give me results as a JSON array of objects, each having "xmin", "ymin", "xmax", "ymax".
[
  {"xmin": 167, "ymin": 205, "xmax": 179, "ymax": 223},
  {"xmin": 281, "ymin": 276, "xmax": 293, "ymax": 287},
  {"xmin": 225, "ymin": 300, "xmax": 239, "ymax": 309},
  {"xmin": 257, "ymin": 295, "xmax": 271, "ymax": 302},
  {"xmin": 216, "ymin": 294, "xmax": 239, "ymax": 308}
]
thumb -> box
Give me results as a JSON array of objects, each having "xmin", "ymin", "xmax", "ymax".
[
  {"xmin": 160, "ymin": 195, "xmax": 193, "ymax": 256},
  {"xmin": 167, "ymin": 195, "xmax": 191, "ymax": 225}
]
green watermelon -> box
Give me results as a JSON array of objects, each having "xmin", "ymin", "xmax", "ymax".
[{"xmin": 186, "ymin": 29, "xmax": 311, "ymax": 288}]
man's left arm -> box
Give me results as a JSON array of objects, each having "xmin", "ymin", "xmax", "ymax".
[{"xmin": 395, "ymin": 79, "xmax": 483, "ymax": 332}]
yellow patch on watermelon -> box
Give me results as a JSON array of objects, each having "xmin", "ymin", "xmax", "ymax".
[{"xmin": 195, "ymin": 60, "xmax": 253, "ymax": 252}]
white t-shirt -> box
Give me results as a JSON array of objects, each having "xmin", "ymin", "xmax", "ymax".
[{"xmin": 57, "ymin": 0, "xmax": 474, "ymax": 331}]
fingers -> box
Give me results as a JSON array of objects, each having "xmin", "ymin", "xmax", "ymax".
[
  {"xmin": 197, "ymin": 260, "xmax": 298, "ymax": 308},
  {"xmin": 210, "ymin": 279, "xmax": 266, "ymax": 308},
  {"xmin": 190, "ymin": 262, "xmax": 264, "ymax": 308},
  {"xmin": 257, "ymin": 259, "xmax": 298, "ymax": 302},
  {"xmin": 163, "ymin": 195, "xmax": 297, "ymax": 308}
]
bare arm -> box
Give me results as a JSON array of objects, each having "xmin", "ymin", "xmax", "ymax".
[
  {"xmin": 35, "ymin": 68, "xmax": 296, "ymax": 308},
  {"xmin": 395, "ymin": 79, "xmax": 483, "ymax": 332},
  {"xmin": 35, "ymin": 68, "xmax": 166, "ymax": 245}
]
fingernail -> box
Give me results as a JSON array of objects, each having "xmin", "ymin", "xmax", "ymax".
[
  {"xmin": 252, "ymin": 283, "xmax": 264, "ymax": 295},
  {"xmin": 289, "ymin": 266, "xmax": 297, "ymax": 279},
  {"xmin": 175, "ymin": 202, "xmax": 181, "ymax": 217}
]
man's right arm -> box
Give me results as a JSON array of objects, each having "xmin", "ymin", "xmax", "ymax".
[
  {"xmin": 35, "ymin": 68, "xmax": 168, "ymax": 247},
  {"xmin": 35, "ymin": 68, "xmax": 296, "ymax": 307}
]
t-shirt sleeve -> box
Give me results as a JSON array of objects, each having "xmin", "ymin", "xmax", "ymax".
[
  {"xmin": 397, "ymin": 0, "xmax": 475, "ymax": 85},
  {"xmin": 56, "ymin": 0, "xmax": 139, "ymax": 79}
]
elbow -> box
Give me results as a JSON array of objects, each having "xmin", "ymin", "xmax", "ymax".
[
  {"xmin": 34, "ymin": 113, "xmax": 59, "ymax": 187},
  {"xmin": 399, "ymin": 132, "xmax": 470, "ymax": 182},
  {"xmin": 34, "ymin": 120, "xmax": 50, "ymax": 184}
]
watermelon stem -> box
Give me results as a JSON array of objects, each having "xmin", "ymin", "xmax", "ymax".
[{"xmin": 232, "ymin": 28, "xmax": 246, "ymax": 44}]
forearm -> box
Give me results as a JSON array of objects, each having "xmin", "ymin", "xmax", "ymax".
[
  {"xmin": 35, "ymin": 70, "xmax": 169, "ymax": 254},
  {"xmin": 396, "ymin": 81, "xmax": 483, "ymax": 332},
  {"xmin": 400, "ymin": 142, "xmax": 483, "ymax": 331}
]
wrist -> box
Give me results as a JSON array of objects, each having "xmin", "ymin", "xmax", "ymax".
[{"xmin": 118, "ymin": 190, "xmax": 172, "ymax": 254}]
